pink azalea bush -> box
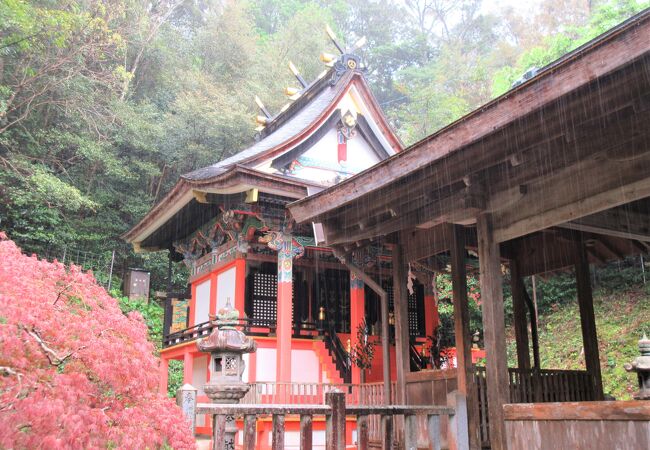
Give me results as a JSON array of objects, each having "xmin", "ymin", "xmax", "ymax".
[{"xmin": 0, "ymin": 234, "xmax": 195, "ymax": 449}]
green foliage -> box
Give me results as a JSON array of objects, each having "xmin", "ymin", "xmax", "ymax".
[
  {"xmin": 491, "ymin": 0, "xmax": 649, "ymax": 96},
  {"xmin": 168, "ymin": 360, "xmax": 185, "ymax": 398},
  {"xmin": 507, "ymin": 285, "xmax": 650, "ymax": 400},
  {"xmin": 435, "ymin": 272, "xmax": 484, "ymax": 348},
  {"xmin": 0, "ymin": 0, "xmax": 645, "ymax": 296}
]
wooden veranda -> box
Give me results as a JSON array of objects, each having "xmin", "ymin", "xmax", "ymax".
[{"xmin": 288, "ymin": 10, "xmax": 650, "ymax": 450}]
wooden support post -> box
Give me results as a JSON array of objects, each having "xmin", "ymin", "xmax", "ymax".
[
  {"xmin": 575, "ymin": 238, "xmax": 605, "ymax": 401},
  {"xmin": 449, "ymin": 224, "xmax": 479, "ymax": 449},
  {"xmin": 477, "ymin": 214, "xmax": 509, "ymax": 450},
  {"xmin": 212, "ymin": 414, "xmax": 227, "ymax": 450},
  {"xmin": 357, "ymin": 415, "xmax": 369, "ymax": 450},
  {"xmin": 447, "ymin": 391, "xmax": 469, "ymax": 450},
  {"xmin": 326, "ymin": 390, "xmax": 346, "ymax": 450},
  {"xmin": 427, "ymin": 414, "xmax": 441, "ymax": 450},
  {"xmin": 300, "ymin": 414, "xmax": 312, "ymax": 449},
  {"xmin": 510, "ymin": 260, "xmax": 531, "ymax": 370},
  {"xmin": 392, "ymin": 239, "xmax": 410, "ymax": 404},
  {"xmin": 381, "ymin": 415, "xmax": 393, "ymax": 450},
  {"xmin": 404, "ymin": 414, "xmax": 418, "ymax": 450},
  {"xmin": 272, "ymin": 414, "xmax": 285, "ymax": 450},
  {"xmin": 243, "ymin": 415, "xmax": 256, "ymax": 450}
]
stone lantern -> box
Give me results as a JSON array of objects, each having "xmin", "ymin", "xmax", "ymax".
[
  {"xmin": 624, "ymin": 333, "xmax": 650, "ymax": 400},
  {"xmin": 197, "ymin": 299, "xmax": 256, "ymax": 448}
]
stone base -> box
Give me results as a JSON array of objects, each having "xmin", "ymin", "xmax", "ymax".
[{"xmin": 204, "ymin": 382, "xmax": 250, "ymax": 403}]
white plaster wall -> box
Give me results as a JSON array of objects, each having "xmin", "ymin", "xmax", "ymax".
[
  {"xmin": 256, "ymin": 348, "xmax": 277, "ymax": 381},
  {"xmin": 216, "ymin": 266, "xmax": 236, "ymax": 311},
  {"xmin": 288, "ymin": 127, "xmax": 381, "ymax": 184},
  {"xmin": 194, "ymin": 279, "xmax": 211, "ymax": 325},
  {"xmin": 290, "ymin": 349, "xmax": 320, "ymax": 383}
]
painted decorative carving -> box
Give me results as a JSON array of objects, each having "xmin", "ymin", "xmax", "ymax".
[
  {"xmin": 174, "ymin": 209, "xmax": 269, "ymax": 267},
  {"xmin": 259, "ymin": 231, "xmax": 305, "ymax": 283},
  {"xmin": 350, "ymin": 272, "xmax": 364, "ymax": 290}
]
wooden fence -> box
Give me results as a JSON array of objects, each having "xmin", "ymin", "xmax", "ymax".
[
  {"xmin": 196, "ymin": 390, "xmax": 468, "ymax": 450},
  {"xmin": 503, "ymin": 401, "xmax": 650, "ymax": 449},
  {"xmin": 475, "ymin": 367, "xmax": 594, "ymax": 447}
]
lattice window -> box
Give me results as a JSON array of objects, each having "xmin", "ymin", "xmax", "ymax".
[
  {"xmin": 408, "ymin": 288, "xmax": 421, "ymax": 336},
  {"xmin": 383, "ymin": 280, "xmax": 425, "ymax": 337},
  {"xmin": 224, "ymin": 356, "xmax": 237, "ymax": 375},
  {"xmin": 252, "ymin": 272, "xmax": 277, "ymax": 326}
]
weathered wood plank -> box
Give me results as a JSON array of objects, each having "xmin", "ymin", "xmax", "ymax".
[
  {"xmin": 505, "ymin": 419, "xmax": 650, "ymax": 450},
  {"xmin": 449, "ymin": 224, "xmax": 479, "ymax": 449},
  {"xmin": 299, "ymin": 414, "xmax": 312, "ymax": 450},
  {"xmin": 447, "ymin": 391, "xmax": 470, "ymax": 450},
  {"xmin": 197, "ymin": 404, "xmax": 331, "ymax": 415},
  {"xmin": 212, "ymin": 415, "xmax": 227, "ymax": 450},
  {"xmin": 272, "ymin": 414, "xmax": 285, "ymax": 450},
  {"xmin": 404, "ymin": 414, "xmax": 418, "ymax": 450},
  {"xmin": 346, "ymin": 405, "xmax": 455, "ymax": 415},
  {"xmin": 510, "ymin": 261, "xmax": 531, "ymax": 370},
  {"xmin": 503, "ymin": 401, "xmax": 650, "ymax": 421},
  {"xmin": 428, "ymin": 414, "xmax": 442, "ymax": 450},
  {"xmin": 477, "ymin": 214, "xmax": 509, "ymax": 450},
  {"xmin": 357, "ymin": 415, "xmax": 369, "ymax": 450},
  {"xmin": 493, "ymin": 145, "xmax": 650, "ymax": 243},
  {"xmin": 325, "ymin": 391, "xmax": 345, "ymax": 450},
  {"xmin": 575, "ymin": 238, "xmax": 605, "ymax": 401},
  {"xmin": 243, "ymin": 415, "xmax": 256, "ymax": 450},
  {"xmin": 381, "ymin": 415, "xmax": 393, "ymax": 450}
]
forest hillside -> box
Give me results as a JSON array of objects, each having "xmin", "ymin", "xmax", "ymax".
[{"xmin": 1, "ymin": 0, "xmax": 648, "ymax": 288}]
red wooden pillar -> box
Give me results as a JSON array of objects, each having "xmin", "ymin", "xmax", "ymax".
[
  {"xmin": 423, "ymin": 274, "xmax": 439, "ymax": 340},
  {"xmin": 350, "ymin": 273, "xmax": 365, "ymax": 384},
  {"xmin": 235, "ymin": 258, "xmax": 246, "ymax": 314},
  {"xmin": 159, "ymin": 356, "xmax": 169, "ymax": 395},
  {"xmin": 263, "ymin": 232, "xmax": 305, "ymax": 383},
  {"xmin": 183, "ymin": 350, "xmax": 193, "ymax": 384},
  {"xmin": 276, "ymin": 276, "xmax": 293, "ymax": 382}
]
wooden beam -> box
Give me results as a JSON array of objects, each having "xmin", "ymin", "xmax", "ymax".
[
  {"xmin": 477, "ymin": 214, "xmax": 509, "ymax": 450},
  {"xmin": 392, "ymin": 238, "xmax": 411, "ymax": 404},
  {"xmin": 510, "ymin": 260, "xmax": 531, "ymax": 371},
  {"xmin": 324, "ymin": 184, "xmax": 480, "ymax": 246},
  {"xmin": 559, "ymin": 206, "xmax": 650, "ymax": 242},
  {"xmin": 503, "ymin": 400, "xmax": 650, "ymax": 421},
  {"xmin": 403, "ymin": 224, "xmax": 452, "ymax": 261},
  {"xmin": 575, "ymin": 238, "xmax": 605, "ymax": 401},
  {"xmin": 449, "ymin": 224, "xmax": 479, "ymax": 449},
  {"xmin": 493, "ymin": 145, "xmax": 650, "ymax": 243}
]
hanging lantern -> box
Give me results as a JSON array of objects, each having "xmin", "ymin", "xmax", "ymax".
[
  {"xmin": 319, "ymin": 306, "xmax": 326, "ymax": 321},
  {"xmin": 388, "ymin": 311, "xmax": 395, "ymax": 326}
]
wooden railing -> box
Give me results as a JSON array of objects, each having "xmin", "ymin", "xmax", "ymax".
[
  {"xmin": 474, "ymin": 366, "xmax": 594, "ymax": 448},
  {"xmin": 240, "ymin": 381, "xmax": 396, "ymax": 406},
  {"xmin": 162, "ymin": 318, "xmax": 319, "ymax": 348},
  {"xmin": 196, "ymin": 390, "xmax": 467, "ymax": 450}
]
